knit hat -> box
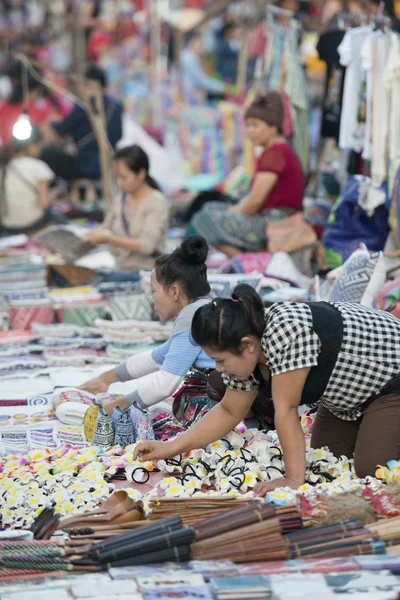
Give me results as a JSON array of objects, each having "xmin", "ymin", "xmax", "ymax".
[{"xmin": 244, "ymin": 90, "xmax": 284, "ymax": 130}]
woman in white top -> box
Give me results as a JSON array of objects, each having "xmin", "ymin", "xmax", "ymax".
[{"xmin": 0, "ymin": 126, "xmax": 55, "ymax": 233}]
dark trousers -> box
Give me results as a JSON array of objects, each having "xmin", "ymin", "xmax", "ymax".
[
  {"xmin": 311, "ymin": 395, "xmax": 400, "ymax": 478},
  {"xmin": 41, "ymin": 148, "xmax": 83, "ymax": 181}
]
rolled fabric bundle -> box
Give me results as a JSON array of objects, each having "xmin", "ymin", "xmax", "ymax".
[
  {"xmin": 193, "ymin": 502, "xmax": 276, "ymax": 541},
  {"xmin": 89, "ymin": 515, "xmax": 182, "ymax": 558},
  {"xmin": 97, "ymin": 528, "xmax": 195, "ymax": 565},
  {"xmin": 108, "ymin": 544, "xmax": 191, "ymax": 567},
  {"xmin": 192, "ymin": 518, "xmax": 281, "ymax": 554}
]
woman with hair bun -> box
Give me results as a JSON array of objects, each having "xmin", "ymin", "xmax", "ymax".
[
  {"xmin": 80, "ymin": 235, "xmax": 215, "ymax": 413},
  {"xmin": 134, "ymin": 285, "xmax": 400, "ymax": 496}
]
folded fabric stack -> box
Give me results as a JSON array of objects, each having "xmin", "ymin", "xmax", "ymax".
[
  {"xmin": 51, "ymin": 286, "xmax": 106, "ymax": 327},
  {"xmin": 98, "ymin": 283, "xmax": 154, "ymax": 322},
  {"xmin": 0, "ymin": 354, "xmax": 47, "ymax": 379},
  {"xmin": 0, "ymin": 256, "xmax": 47, "ymax": 296},
  {"xmin": 106, "ymin": 341, "xmax": 159, "ymax": 361},
  {"xmin": 94, "ymin": 318, "xmax": 173, "ymax": 344},
  {"xmin": 44, "ymin": 348, "xmax": 111, "ymax": 368},
  {"xmin": 7, "ymin": 294, "xmax": 54, "ymax": 331},
  {"xmin": 208, "ymin": 274, "xmax": 264, "ymax": 298}
]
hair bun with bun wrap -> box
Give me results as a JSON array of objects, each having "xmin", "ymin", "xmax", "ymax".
[
  {"xmin": 244, "ymin": 89, "xmax": 284, "ymax": 131},
  {"xmin": 179, "ymin": 235, "xmax": 209, "ymax": 266}
]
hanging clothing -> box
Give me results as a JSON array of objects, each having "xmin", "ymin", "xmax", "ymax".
[
  {"xmin": 360, "ymin": 31, "xmax": 378, "ymax": 162},
  {"xmin": 317, "ymin": 29, "xmax": 346, "ymax": 141},
  {"xmin": 338, "ymin": 26, "xmax": 370, "ymax": 152},
  {"xmin": 371, "ymin": 32, "xmax": 391, "ymax": 185},
  {"xmin": 384, "ymin": 33, "xmax": 400, "ymax": 163},
  {"xmin": 262, "ymin": 15, "xmax": 310, "ymax": 173}
]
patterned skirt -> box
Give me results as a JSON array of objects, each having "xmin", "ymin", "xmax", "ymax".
[{"xmin": 191, "ymin": 201, "xmax": 293, "ymax": 252}]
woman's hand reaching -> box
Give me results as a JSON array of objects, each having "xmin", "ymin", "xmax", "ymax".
[
  {"xmin": 133, "ymin": 440, "xmax": 178, "ymax": 462},
  {"xmin": 84, "ymin": 230, "xmax": 110, "ymax": 246},
  {"xmin": 227, "ymin": 203, "xmax": 243, "ymax": 214},
  {"xmin": 253, "ymin": 477, "xmax": 301, "ymax": 498},
  {"xmin": 79, "ymin": 377, "xmax": 109, "ymax": 395}
]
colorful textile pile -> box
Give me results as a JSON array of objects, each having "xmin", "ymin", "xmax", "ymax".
[
  {"xmin": 51, "ymin": 287, "xmax": 106, "ymax": 327},
  {"xmin": 0, "ymin": 255, "xmax": 47, "ymax": 296}
]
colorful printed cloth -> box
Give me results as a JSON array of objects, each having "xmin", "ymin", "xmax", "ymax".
[
  {"xmin": 152, "ymin": 374, "xmax": 214, "ymax": 441},
  {"xmin": 191, "ymin": 202, "xmax": 291, "ymax": 252}
]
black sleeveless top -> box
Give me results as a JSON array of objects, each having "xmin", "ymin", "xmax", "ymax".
[{"xmin": 254, "ymin": 302, "xmax": 343, "ymax": 406}]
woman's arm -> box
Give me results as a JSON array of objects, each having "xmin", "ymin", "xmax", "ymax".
[
  {"xmin": 85, "ymin": 198, "xmax": 169, "ymax": 255},
  {"xmin": 37, "ymin": 180, "xmax": 51, "ymax": 210},
  {"xmin": 229, "ymin": 172, "xmax": 278, "ymax": 215},
  {"xmin": 79, "ymin": 367, "xmax": 119, "ymax": 395},
  {"xmin": 85, "ymin": 230, "xmax": 142, "ymax": 252},
  {"xmin": 80, "ymin": 350, "xmax": 160, "ymax": 396},
  {"xmin": 254, "ymin": 367, "xmax": 310, "ymax": 496},
  {"xmin": 133, "ymin": 387, "xmax": 258, "ymax": 461},
  {"xmin": 272, "ymin": 368, "xmax": 309, "ymax": 484}
]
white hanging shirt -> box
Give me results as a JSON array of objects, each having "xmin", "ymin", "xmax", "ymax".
[
  {"xmin": 384, "ymin": 33, "xmax": 400, "ymax": 164},
  {"xmin": 371, "ymin": 32, "xmax": 391, "ymax": 186},
  {"xmin": 338, "ymin": 27, "xmax": 370, "ymax": 152}
]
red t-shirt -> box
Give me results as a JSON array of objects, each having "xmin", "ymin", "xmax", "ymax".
[{"xmin": 254, "ymin": 142, "xmax": 304, "ymax": 212}]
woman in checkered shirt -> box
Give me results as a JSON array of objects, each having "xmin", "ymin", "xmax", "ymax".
[{"xmin": 133, "ymin": 284, "xmax": 400, "ymax": 496}]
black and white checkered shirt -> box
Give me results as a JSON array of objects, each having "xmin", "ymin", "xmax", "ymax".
[{"xmin": 223, "ymin": 302, "xmax": 400, "ymax": 421}]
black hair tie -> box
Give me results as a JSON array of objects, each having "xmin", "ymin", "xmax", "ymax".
[
  {"xmin": 130, "ymin": 467, "xmax": 150, "ymax": 484},
  {"xmin": 165, "ymin": 455, "xmax": 182, "ymax": 467}
]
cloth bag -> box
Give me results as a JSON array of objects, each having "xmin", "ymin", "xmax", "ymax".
[
  {"xmin": 92, "ymin": 407, "xmax": 115, "ymax": 447},
  {"xmin": 266, "ymin": 212, "xmax": 317, "ymax": 253},
  {"xmin": 83, "ymin": 401, "xmax": 100, "ymax": 443},
  {"xmin": 130, "ymin": 405, "xmax": 155, "ymax": 442},
  {"xmin": 323, "ymin": 176, "xmax": 390, "ymax": 269},
  {"xmin": 112, "ymin": 406, "xmax": 135, "ymax": 447}
]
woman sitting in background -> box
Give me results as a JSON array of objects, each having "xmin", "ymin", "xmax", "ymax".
[
  {"xmin": 84, "ymin": 145, "xmax": 170, "ymax": 273},
  {"xmin": 190, "ymin": 91, "xmax": 304, "ymax": 257},
  {"xmin": 0, "ymin": 126, "xmax": 55, "ymax": 234}
]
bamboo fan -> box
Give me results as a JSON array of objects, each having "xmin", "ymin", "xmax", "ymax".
[
  {"xmin": 368, "ymin": 517, "xmax": 400, "ymax": 541},
  {"xmin": 192, "ymin": 518, "xmax": 281, "ymax": 554},
  {"xmin": 148, "ymin": 497, "xmax": 257, "ymax": 526}
]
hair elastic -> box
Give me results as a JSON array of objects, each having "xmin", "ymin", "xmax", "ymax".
[{"xmin": 231, "ymin": 296, "xmax": 240, "ymax": 303}]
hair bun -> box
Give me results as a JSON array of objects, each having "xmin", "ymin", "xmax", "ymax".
[{"xmin": 179, "ymin": 235, "xmax": 209, "ymax": 265}]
